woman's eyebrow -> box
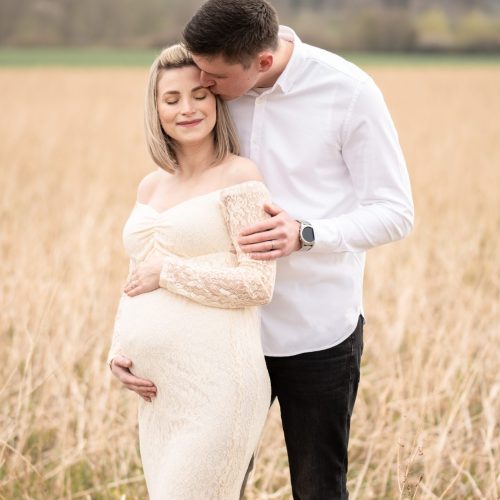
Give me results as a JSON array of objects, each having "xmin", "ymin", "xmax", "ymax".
[{"xmin": 161, "ymin": 86, "xmax": 206, "ymax": 96}]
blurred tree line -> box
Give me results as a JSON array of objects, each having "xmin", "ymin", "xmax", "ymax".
[{"xmin": 1, "ymin": 0, "xmax": 499, "ymax": 52}]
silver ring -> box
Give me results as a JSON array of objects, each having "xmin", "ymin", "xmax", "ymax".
[{"xmin": 270, "ymin": 240, "xmax": 275, "ymax": 251}]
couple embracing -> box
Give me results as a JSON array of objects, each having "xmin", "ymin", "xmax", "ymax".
[{"xmin": 107, "ymin": 1, "xmax": 414, "ymax": 499}]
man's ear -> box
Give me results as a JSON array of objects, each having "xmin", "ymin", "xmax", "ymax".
[{"xmin": 258, "ymin": 52, "xmax": 273, "ymax": 73}]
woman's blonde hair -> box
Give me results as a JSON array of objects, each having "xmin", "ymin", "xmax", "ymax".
[{"xmin": 144, "ymin": 43, "xmax": 240, "ymax": 173}]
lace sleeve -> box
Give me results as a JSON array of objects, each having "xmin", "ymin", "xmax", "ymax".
[{"xmin": 159, "ymin": 181, "xmax": 276, "ymax": 309}]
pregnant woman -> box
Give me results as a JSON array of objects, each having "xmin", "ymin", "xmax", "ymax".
[{"xmin": 107, "ymin": 44, "xmax": 275, "ymax": 499}]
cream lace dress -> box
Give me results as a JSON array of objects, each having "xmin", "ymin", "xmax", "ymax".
[{"xmin": 107, "ymin": 180, "xmax": 275, "ymax": 499}]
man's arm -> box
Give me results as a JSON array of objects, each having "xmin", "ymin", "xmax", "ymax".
[
  {"xmin": 238, "ymin": 76, "xmax": 414, "ymax": 259},
  {"xmin": 309, "ymin": 76, "xmax": 414, "ymax": 253}
]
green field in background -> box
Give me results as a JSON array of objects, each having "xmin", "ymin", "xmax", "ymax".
[
  {"xmin": 1, "ymin": 47, "xmax": 500, "ymax": 67},
  {"xmin": 0, "ymin": 48, "xmax": 158, "ymax": 66}
]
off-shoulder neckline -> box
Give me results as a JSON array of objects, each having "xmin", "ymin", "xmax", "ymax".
[{"xmin": 135, "ymin": 180, "xmax": 266, "ymax": 216}]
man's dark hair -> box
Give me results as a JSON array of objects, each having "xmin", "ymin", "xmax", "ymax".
[{"xmin": 183, "ymin": 0, "xmax": 279, "ymax": 66}]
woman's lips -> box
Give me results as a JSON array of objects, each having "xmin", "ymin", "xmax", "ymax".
[{"xmin": 177, "ymin": 119, "xmax": 203, "ymax": 127}]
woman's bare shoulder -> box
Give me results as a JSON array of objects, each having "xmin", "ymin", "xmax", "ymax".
[
  {"xmin": 223, "ymin": 155, "xmax": 264, "ymax": 185},
  {"xmin": 136, "ymin": 168, "xmax": 168, "ymax": 203}
]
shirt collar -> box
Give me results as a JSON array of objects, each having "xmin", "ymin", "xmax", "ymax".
[{"xmin": 247, "ymin": 25, "xmax": 304, "ymax": 97}]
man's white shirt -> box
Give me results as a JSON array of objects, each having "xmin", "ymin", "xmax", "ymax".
[{"xmin": 228, "ymin": 26, "xmax": 414, "ymax": 356}]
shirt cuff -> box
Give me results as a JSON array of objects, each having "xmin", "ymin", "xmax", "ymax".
[{"xmin": 309, "ymin": 219, "xmax": 341, "ymax": 253}]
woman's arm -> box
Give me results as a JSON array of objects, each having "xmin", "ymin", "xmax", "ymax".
[{"xmin": 159, "ymin": 181, "xmax": 276, "ymax": 308}]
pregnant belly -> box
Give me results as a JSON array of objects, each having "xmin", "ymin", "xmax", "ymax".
[
  {"xmin": 115, "ymin": 288, "xmax": 249, "ymax": 379},
  {"xmin": 115, "ymin": 288, "xmax": 267, "ymax": 418}
]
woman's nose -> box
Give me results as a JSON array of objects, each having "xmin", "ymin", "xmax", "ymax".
[{"xmin": 180, "ymin": 99, "xmax": 196, "ymax": 114}]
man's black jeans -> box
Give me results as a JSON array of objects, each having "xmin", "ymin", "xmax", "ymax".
[{"xmin": 265, "ymin": 315, "xmax": 364, "ymax": 500}]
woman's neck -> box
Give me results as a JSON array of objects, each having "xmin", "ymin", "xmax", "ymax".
[{"xmin": 174, "ymin": 138, "xmax": 216, "ymax": 181}]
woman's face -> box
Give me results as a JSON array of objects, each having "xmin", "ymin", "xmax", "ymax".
[{"xmin": 157, "ymin": 65, "xmax": 217, "ymax": 147}]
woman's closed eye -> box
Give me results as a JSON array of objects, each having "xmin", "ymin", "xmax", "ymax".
[
  {"xmin": 193, "ymin": 92, "xmax": 208, "ymax": 101},
  {"xmin": 164, "ymin": 93, "xmax": 207, "ymax": 105}
]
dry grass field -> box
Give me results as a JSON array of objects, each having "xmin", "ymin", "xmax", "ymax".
[{"xmin": 0, "ymin": 66, "xmax": 499, "ymax": 499}]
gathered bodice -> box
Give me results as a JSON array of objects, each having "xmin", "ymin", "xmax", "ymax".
[{"xmin": 123, "ymin": 188, "xmax": 234, "ymax": 264}]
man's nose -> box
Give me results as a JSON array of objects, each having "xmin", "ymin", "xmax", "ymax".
[{"xmin": 200, "ymin": 71, "xmax": 215, "ymax": 87}]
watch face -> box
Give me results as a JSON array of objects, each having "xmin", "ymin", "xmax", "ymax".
[{"xmin": 302, "ymin": 226, "xmax": 315, "ymax": 243}]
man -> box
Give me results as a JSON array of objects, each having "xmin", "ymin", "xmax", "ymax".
[{"xmin": 111, "ymin": 1, "xmax": 414, "ymax": 498}]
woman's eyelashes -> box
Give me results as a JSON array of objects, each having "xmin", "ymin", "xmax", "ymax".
[
  {"xmin": 164, "ymin": 93, "xmax": 207, "ymax": 105},
  {"xmin": 193, "ymin": 91, "xmax": 208, "ymax": 101}
]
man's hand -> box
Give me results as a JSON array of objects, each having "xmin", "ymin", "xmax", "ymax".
[
  {"xmin": 124, "ymin": 257, "xmax": 162, "ymax": 297},
  {"xmin": 110, "ymin": 355, "xmax": 157, "ymax": 402},
  {"xmin": 238, "ymin": 203, "xmax": 301, "ymax": 260}
]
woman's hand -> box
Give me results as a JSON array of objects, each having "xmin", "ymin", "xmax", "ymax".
[
  {"xmin": 110, "ymin": 355, "xmax": 157, "ymax": 402},
  {"xmin": 124, "ymin": 256, "xmax": 163, "ymax": 297}
]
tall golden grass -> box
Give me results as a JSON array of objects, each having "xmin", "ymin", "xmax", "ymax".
[{"xmin": 0, "ymin": 67, "xmax": 499, "ymax": 499}]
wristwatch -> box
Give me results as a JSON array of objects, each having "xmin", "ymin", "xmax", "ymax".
[{"xmin": 297, "ymin": 220, "xmax": 315, "ymax": 251}]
